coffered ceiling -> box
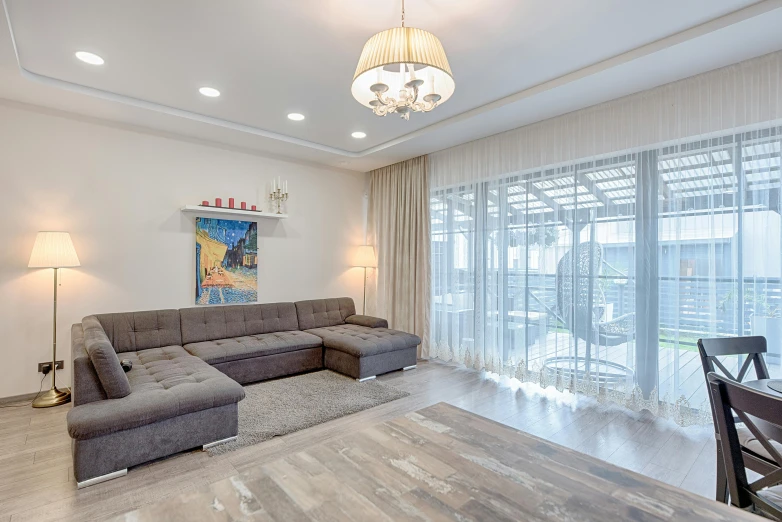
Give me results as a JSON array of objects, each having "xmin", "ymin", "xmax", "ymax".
[{"xmin": 1, "ymin": 0, "xmax": 782, "ymax": 172}]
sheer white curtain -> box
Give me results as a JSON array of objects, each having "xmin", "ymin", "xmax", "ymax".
[{"xmin": 430, "ymin": 51, "xmax": 782, "ymax": 425}]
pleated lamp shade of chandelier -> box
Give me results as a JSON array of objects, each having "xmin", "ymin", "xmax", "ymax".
[{"xmin": 351, "ymin": 26, "xmax": 455, "ymax": 110}]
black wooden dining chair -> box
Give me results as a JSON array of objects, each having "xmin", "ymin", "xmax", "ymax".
[
  {"xmin": 708, "ymin": 372, "xmax": 782, "ymax": 519},
  {"xmin": 698, "ymin": 336, "xmax": 777, "ymax": 503}
]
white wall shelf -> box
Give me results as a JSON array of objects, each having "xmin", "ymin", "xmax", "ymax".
[{"xmin": 181, "ymin": 205, "xmax": 287, "ymax": 220}]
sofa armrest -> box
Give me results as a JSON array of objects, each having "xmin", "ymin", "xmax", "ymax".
[
  {"xmin": 71, "ymin": 323, "xmax": 107, "ymax": 406},
  {"xmin": 345, "ymin": 314, "xmax": 389, "ymax": 328}
]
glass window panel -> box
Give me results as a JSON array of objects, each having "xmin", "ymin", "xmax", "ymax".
[{"xmin": 431, "ymin": 126, "xmax": 781, "ymax": 424}]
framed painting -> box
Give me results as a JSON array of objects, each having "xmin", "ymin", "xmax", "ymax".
[{"xmin": 195, "ymin": 217, "xmax": 258, "ymax": 305}]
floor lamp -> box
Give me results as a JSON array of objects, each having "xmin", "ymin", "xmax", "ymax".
[
  {"xmin": 28, "ymin": 231, "xmax": 80, "ymax": 408},
  {"xmin": 354, "ymin": 245, "xmax": 376, "ymax": 314}
]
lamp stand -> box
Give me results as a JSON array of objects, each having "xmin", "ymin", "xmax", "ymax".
[
  {"xmin": 362, "ymin": 266, "xmax": 367, "ymax": 314},
  {"xmin": 33, "ymin": 268, "xmax": 71, "ymax": 408}
]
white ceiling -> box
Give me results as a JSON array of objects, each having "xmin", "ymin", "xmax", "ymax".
[{"xmin": 1, "ymin": 0, "xmax": 782, "ymax": 172}]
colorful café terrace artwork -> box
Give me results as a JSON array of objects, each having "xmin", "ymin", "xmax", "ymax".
[{"xmin": 195, "ymin": 217, "xmax": 258, "ymax": 305}]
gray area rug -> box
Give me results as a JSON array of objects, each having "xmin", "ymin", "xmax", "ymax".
[{"xmin": 207, "ymin": 370, "xmax": 409, "ymax": 455}]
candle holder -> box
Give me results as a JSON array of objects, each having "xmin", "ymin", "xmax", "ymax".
[{"xmin": 269, "ymin": 187, "xmax": 289, "ymax": 214}]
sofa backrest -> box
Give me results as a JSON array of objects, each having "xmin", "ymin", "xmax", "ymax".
[
  {"xmin": 179, "ymin": 302, "xmax": 299, "ymax": 345},
  {"xmin": 95, "ymin": 309, "xmax": 182, "ymax": 353},
  {"xmin": 294, "ymin": 297, "xmax": 356, "ymax": 330}
]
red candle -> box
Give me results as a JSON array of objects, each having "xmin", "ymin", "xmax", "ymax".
[
  {"xmin": 228, "ymin": 198, "xmax": 235, "ymax": 208},
  {"xmin": 240, "ymin": 201, "xmax": 247, "ymax": 210},
  {"xmin": 201, "ymin": 200, "xmax": 209, "ymax": 206},
  {"xmin": 215, "ymin": 198, "xmax": 222, "ymax": 207},
  {"xmin": 251, "ymin": 205, "xmax": 257, "ymax": 211}
]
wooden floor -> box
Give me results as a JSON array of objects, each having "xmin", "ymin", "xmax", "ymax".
[
  {"xmin": 0, "ymin": 360, "xmax": 719, "ymax": 522},
  {"xmin": 115, "ymin": 402, "xmax": 747, "ymax": 522}
]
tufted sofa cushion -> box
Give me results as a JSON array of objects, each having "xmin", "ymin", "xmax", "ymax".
[
  {"xmin": 305, "ymin": 324, "xmax": 421, "ymax": 358},
  {"xmin": 183, "ymin": 330, "xmax": 323, "ymax": 365},
  {"xmin": 66, "ymin": 345, "xmax": 244, "ymax": 440},
  {"xmin": 180, "ymin": 303, "xmax": 299, "ymax": 345},
  {"xmin": 95, "ymin": 310, "xmax": 182, "ymax": 354},
  {"xmin": 295, "ymin": 298, "xmax": 356, "ymax": 330}
]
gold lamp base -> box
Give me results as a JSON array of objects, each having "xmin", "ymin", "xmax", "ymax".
[{"xmin": 32, "ymin": 387, "xmax": 71, "ymax": 408}]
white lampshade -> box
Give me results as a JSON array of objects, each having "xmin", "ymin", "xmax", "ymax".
[
  {"xmin": 28, "ymin": 232, "xmax": 81, "ymax": 268},
  {"xmin": 351, "ymin": 27, "xmax": 455, "ymax": 109},
  {"xmin": 354, "ymin": 245, "xmax": 377, "ymax": 268}
]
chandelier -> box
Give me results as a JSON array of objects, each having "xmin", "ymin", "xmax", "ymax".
[{"xmin": 351, "ymin": 0, "xmax": 455, "ymax": 120}]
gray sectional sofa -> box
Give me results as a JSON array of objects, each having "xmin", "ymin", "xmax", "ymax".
[{"xmin": 67, "ymin": 297, "xmax": 420, "ymax": 488}]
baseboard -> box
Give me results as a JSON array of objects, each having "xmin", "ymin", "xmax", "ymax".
[{"xmin": 0, "ymin": 391, "xmax": 39, "ymax": 406}]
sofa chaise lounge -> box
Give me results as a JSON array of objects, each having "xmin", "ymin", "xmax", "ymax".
[{"xmin": 67, "ymin": 297, "xmax": 420, "ymax": 487}]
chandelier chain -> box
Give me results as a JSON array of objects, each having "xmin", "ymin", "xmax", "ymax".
[{"xmin": 401, "ymin": 0, "xmax": 405, "ymax": 27}]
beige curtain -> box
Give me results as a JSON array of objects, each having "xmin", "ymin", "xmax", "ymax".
[{"xmin": 367, "ymin": 155, "xmax": 431, "ymax": 358}]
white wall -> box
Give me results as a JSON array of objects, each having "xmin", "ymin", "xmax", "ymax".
[{"xmin": 0, "ymin": 102, "xmax": 368, "ymax": 399}]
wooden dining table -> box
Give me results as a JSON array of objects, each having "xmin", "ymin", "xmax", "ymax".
[
  {"xmin": 744, "ymin": 378, "xmax": 782, "ymax": 398},
  {"xmin": 114, "ymin": 402, "xmax": 755, "ymax": 521}
]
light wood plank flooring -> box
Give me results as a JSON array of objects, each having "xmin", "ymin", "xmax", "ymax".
[
  {"xmin": 0, "ymin": 360, "xmax": 718, "ymax": 522},
  {"xmin": 114, "ymin": 403, "xmax": 746, "ymax": 522}
]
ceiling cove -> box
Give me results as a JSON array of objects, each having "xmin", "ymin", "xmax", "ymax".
[{"xmin": 3, "ymin": 0, "xmax": 781, "ymax": 159}]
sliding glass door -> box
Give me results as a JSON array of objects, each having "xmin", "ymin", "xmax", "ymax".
[
  {"xmin": 431, "ymin": 125, "xmax": 782, "ymax": 424},
  {"xmin": 656, "ymin": 129, "xmax": 782, "ymax": 409}
]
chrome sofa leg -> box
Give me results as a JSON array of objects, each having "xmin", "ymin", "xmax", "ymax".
[
  {"xmin": 202, "ymin": 436, "xmax": 237, "ymax": 450},
  {"xmin": 357, "ymin": 375, "xmax": 376, "ymax": 382},
  {"xmin": 403, "ymin": 365, "xmax": 417, "ymax": 371},
  {"xmin": 77, "ymin": 469, "xmax": 127, "ymax": 489}
]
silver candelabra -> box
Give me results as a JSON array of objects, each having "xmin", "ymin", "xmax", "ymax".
[{"xmin": 270, "ymin": 187, "xmax": 288, "ymax": 214}]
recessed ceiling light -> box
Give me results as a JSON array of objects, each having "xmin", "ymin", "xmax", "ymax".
[
  {"xmin": 287, "ymin": 113, "xmax": 305, "ymax": 121},
  {"xmin": 351, "ymin": 131, "xmax": 367, "ymax": 139},
  {"xmin": 75, "ymin": 51, "xmax": 104, "ymax": 65},
  {"xmin": 199, "ymin": 87, "xmax": 221, "ymax": 98}
]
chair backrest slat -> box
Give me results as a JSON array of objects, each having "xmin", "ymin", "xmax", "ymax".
[
  {"xmin": 710, "ymin": 357, "xmax": 738, "ymax": 381},
  {"xmin": 733, "ymin": 410, "xmax": 782, "ymax": 468},
  {"xmin": 735, "ymin": 356, "xmax": 756, "ymax": 382},
  {"xmin": 719, "ymin": 380, "xmax": 782, "ymax": 425},
  {"xmin": 699, "ymin": 336, "xmax": 768, "ymax": 358}
]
